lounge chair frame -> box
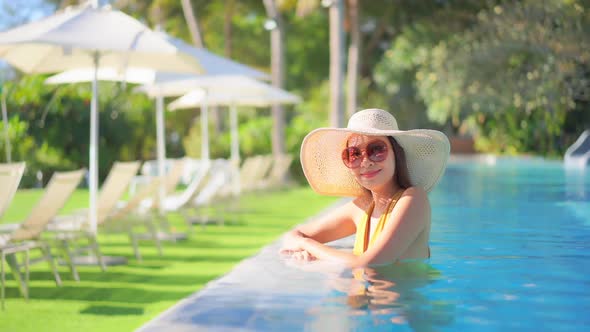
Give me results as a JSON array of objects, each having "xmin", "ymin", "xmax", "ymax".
[{"xmin": 0, "ymin": 169, "xmax": 84, "ymax": 308}]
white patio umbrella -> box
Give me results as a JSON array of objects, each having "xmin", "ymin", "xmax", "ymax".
[
  {"xmin": 138, "ymin": 76, "xmax": 293, "ymax": 160},
  {"xmin": 44, "ymin": 67, "xmax": 187, "ymax": 85},
  {"xmin": 167, "ymin": 79, "xmax": 301, "ymax": 162},
  {"xmin": 136, "ymin": 35, "xmax": 269, "ymax": 197},
  {"xmin": 45, "ymin": 36, "xmax": 268, "ymax": 213},
  {"xmin": 167, "ymin": 79, "xmax": 301, "ymax": 194},
  {"xmin": 0, "ymin": 4, "xmax": 205, "ymax": 234}
]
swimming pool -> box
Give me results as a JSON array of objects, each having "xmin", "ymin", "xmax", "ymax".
[{"xmin": 139, "ymin": 156, "xmax": 590, "ymax": 331}]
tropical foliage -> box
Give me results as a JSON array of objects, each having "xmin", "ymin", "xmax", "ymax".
[
  {"xmin": 375, "ymin": 0, "xmax": 590, "ymax": 155},
  {"xmin": 0, "ymin": 0, "xmax": 588, "ymax": 186}
]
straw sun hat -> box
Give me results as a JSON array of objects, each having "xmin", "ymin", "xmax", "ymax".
[{"xmin": 300, "ymin": 108, "xmax": 450, "ymax": 196}]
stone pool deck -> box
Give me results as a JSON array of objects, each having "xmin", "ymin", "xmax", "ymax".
[{"xmin": 137, "ymin": 199, "xmax": 352, "ymax": 332}]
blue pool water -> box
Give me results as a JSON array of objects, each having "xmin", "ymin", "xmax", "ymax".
[
  {"xmin": 139, "ymin": 157, "xmax": 590, "ymax": 331},
  {"xmin": 426, "ymin": 157, "xmax": 590, "ymax": 331}
]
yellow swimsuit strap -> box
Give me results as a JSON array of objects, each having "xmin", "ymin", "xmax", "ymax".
[{"xmin": 353, "ymin": 189, "xmax": 405, "ymax": 256}]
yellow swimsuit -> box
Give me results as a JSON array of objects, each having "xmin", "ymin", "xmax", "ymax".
[
  {"xmin": 349, "ymin": 191, "xmax": 435, "ymax": 304},
  {"xmin": 353, "ymin": 189, "xmax": 405, "ymax": 256}
]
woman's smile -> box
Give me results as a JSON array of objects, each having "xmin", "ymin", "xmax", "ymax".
[{"xmin": 360, "ymin": 169, "xmax": 381, "ymax": 179}]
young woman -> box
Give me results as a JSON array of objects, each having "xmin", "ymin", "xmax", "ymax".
[{"xmin": 280, "ymin": 108, "xmax": 450, "ymax": 267}]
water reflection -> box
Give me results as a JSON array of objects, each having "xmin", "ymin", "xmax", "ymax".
[{"xmin": 293, "ymin": 260, "xmax": 455, "ymax": 331}]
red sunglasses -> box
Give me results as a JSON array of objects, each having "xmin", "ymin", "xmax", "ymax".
[{"xmin": 341, "ymin": 139, "xmax": 389, "ymax": 169}]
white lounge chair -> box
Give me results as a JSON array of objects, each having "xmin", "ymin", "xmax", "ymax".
[
  {"xmin": 49, "ymin": 161, "xmax": 141, "ymax": 277},
  {"xmin": 239, "ymin": 155, "xmax": 270, "ymax": 192},
  {"xmin": 213, "ymin": 155, "xmax": 291, "ymax": 220},
  {"xmin": 258, "ymin": 154, "xmax": 294, "ymax": 190},
  {"xmin": 0, "ymin": 162, "xmax": 25, "ymax": 221},
  {"xmin": 101, "ymin": 176, "xmax": 166, "ymax": 261},
  {"xmin": 159, "ymin": 158, "xmax": 212, "ymax": 212},
  {"xmin": 0, "ymin": 169, "xmax": 84, "ymax": 308},
  {"xmin": 0, "ymin": 162, "xmax": 26, "ymax": 309},
  {"xmin": 163, "ymin": 159, "xmax": 233, "ymax": 231},
  {"xmin": 139, "ymin": 158, "xmax": 188, "ymax": 234}
]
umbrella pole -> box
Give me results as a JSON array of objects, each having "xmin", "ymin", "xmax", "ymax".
[
  {"xmin": 201, "ymin": 95, "xmax": 209, "ymax": 161},
  {"xmin": 156, "ymin": 93, "xmax": 166, "ymax": 215},
  {"xmin": 73, "ymin": 52, "xmax": 126, "ymax": 267},
  {"xmin": 89, "ymin": 52, "xmax": 99, "ymax": 234},
  {"xmin": 1, "ymin": 91, "xmax": 11, "ymax": 163},
  {"xmin": 230, "ymin": 103, "xmax": 240, "ymax": 195},
  {"xmin": 230, "ymin": 103, "xmax": 239, "ymax": 164}
]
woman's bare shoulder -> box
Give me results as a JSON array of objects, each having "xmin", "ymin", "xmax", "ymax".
[
  {"xmin": 401, "ymin": 186, "xmax": 428, "ymax": 198},
  {"xmin": 392, "ymin": 186, "xmax": 431, "ymax": 222}
]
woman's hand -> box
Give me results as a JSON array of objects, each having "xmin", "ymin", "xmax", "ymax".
[
  {"xmin": 284, "ymin": 249, "xmax": 317, "ymax": 261},
  {"xmin": 280, "ymin": 229, "xmax": 307, "ymax": 253},
  {"xmin": 279, "ymin": 230, "xmax": 316, "ymax": 261}
]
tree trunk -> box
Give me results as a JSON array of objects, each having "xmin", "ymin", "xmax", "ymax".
[
  {"xmin": 263, "ymin": 0, "xmax": 286, "ymax": 157},
  {"xmin": 224, "ymin": 0, "xmax": 235, "ymax": 58},
  {"xmin": 181, "ymin": 0, "xmax": 224, "ymax": 135},
  {"xmin": 346, "ymin": 0, "xmax": 359, "ymax": 118},
  {"xmin": 329, "ymin": 0, "xmax": 346, "ymax": 127},
  {"xmin": 219, "ymin": 0, "xmax": 236, "ymax": 134},
  {"xmin": 361, "ymin": 7, "xmax": 391, "ymax": 77},
  {"xmin": 181, "ymin": 0, "xmax": 204, "ymax": 48}
]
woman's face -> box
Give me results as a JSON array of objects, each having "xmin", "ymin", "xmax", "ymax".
[{"xmin": 344, "ymin": 135, "xmax": 396, "ymax": 192}]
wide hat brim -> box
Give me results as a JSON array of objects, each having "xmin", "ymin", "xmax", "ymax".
[{"xmin": 300, "ymin": 127, "xmax": 450, "ymax": 196}]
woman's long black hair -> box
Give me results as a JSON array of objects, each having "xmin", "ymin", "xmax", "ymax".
[{"xmin": 388, "ymin": 136, "xmax": 412, "ymax": 189}]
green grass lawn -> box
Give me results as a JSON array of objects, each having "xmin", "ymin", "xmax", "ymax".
[{"xmin": 0, "ymin": 187, "xmax": 337, "ymax": 332}]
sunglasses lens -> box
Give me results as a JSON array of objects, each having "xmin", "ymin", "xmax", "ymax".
[
  {"xmin": 342, "ymin": 147, "xmax": 362, "ymax": 168},
  {"xmin": 341, "ymin": 140, "xmax": 389, "ymax": 168},
  {"xmin": 367, "ymin": 141, "xmax": 388, "ymax": 162}
]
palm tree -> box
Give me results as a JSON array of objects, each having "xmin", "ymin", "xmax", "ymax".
[
  {"xmin": 346, "ymin": 0, "xmax": 359, "ymax": 118},
  {"xmin": 329, "ymin": 0, "xmax": 345, "ymax": 127},
  {"xmin": 262, "ymin": 0, "xmax": 286, "ymax": 157},
  {"xmin": 180, "ymin": 0, "xmax": 227, "ymax": 133},
  {"xmin": 224, "ymin": 0, "xmax": 236, "ymax": 58},
  {"xmin": 297, "ymin": 0, "xmax": 347, "ymax": 127},
  {"xmin": 180, "ymin": 0, "xmax": 204, "ymax": 48}
]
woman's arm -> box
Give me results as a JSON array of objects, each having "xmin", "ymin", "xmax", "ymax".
[
  {"xmin": 281, "ymin": 200, "xmax": 360, "ymax": 252},
  {"xmin": 295, "ymin": 187, "xmax": 430, "ymax": 267}
]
